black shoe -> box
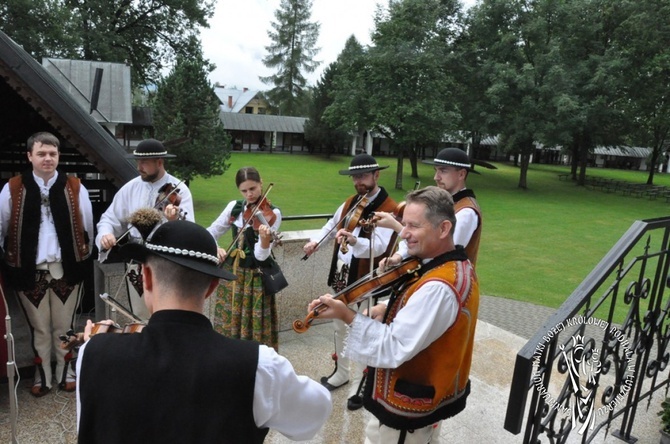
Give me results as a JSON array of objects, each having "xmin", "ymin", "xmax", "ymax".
[
  {"xmin": 347, "ymin": 394, "xmax": 363, "ymax": 411},
  {"xmin": 320, "ymin": 376, "xmax": 348, "ymax": 391}
]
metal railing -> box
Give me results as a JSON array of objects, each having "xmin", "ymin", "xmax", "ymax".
[
  {"xmin": 505, "ymin": 216, "xmax": 670, "ymax": 443},
  {"xmin": 282, "ymin": 214, "xmax": 333, "ymax": 222}
]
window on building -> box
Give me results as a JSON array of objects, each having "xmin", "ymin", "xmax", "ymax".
[
  {"xmin": 258, "ymin": 107, "xmax": 266, "ymax": 115},
  {"xmin": 245, "ymin": 106, "xmax": 253, "ymax": 114}
]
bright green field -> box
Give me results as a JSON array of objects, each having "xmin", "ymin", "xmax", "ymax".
[{"xmin": 189, "ymin": 152, "xmax": 670, "ymax": 310}]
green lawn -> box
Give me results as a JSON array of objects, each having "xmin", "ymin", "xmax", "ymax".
[{"xmin": 189, "ymin": 152, "xmax": 670, "ymax": 310}]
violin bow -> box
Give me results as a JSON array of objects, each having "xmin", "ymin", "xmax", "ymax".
[
  {"xmin": 222, "ymin": 183, "xmax": 275, "ymax": 261},
  {"xmin": 99, "ymin": 293, "xmax": 144, "ymax": 323},
  {"xmin": 301, "ymin": 193, "xmax": 368, "ymax": 261}
]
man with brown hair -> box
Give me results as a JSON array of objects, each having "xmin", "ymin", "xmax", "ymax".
[
  {"xmin": 0, "ymin": 131, "xmax": 94, "ymax": 396},
  {"xmin": 307, "ymin": 186, "xmax": 479, "ymax": 443}
]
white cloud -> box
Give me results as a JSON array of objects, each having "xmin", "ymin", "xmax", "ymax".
[{"xmin": 201, "ymin": 0, "xmax": 475, "ymax": 92}]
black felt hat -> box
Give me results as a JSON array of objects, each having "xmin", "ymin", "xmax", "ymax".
[
  {"xmin": 126, "ymin": 139, "xmax": 177, "ymax": 159},
  {"xmin": 120, "ymin": 220, "xmax": 236, "ymax": 280},
  {"xmin": 338, "ymin": 154, "xmax": 389, "ymax": 175},
  {"xmin": 423, "ymin": 148, "xmax": 472, "ymax": 169}
]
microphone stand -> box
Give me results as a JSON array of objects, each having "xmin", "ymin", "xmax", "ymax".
[{"xmin": 2, "ymin": 284, "xmax": 18, "ymax": 444}]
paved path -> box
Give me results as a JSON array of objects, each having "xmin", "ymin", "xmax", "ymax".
[
  {"xmin": 479, "ymin": 294, "xmax": 557, "ymax": 340},
  {"xmin": 0, "ymin": 295, "xmax": 664, "ymax": 443}
]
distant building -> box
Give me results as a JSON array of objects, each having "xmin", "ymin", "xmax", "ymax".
[
  {"xmin": 42, "ymin": 58, "xmax": 151, "ymax": 148},
  {"xmin": 215, "ymin": 86, "xmax": 269, "ymax": 114}
]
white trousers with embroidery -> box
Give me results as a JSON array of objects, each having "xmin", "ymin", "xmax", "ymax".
[{"xmin": 17, "ymin": 275, "xmax": 81, "ymax": 388}]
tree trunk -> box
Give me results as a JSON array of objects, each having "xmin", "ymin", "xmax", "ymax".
[
  {"xmin": 569, "ymin": 136, "xmax": 579, "ymax": 180},
  {"xmin": 395, "ymin": 147, "xmax": 405, "ymax": 190},
  {"xmin": 518, "ymin": 151, "xmax": 530, "ymax": 189},
  {"xmin": 409, "ymin": 145, "xmax": 418, "ymax": 178},
  {"xmin": 577, "ymin": 132, "xmax": 592, "ymax": 186},
  {"xmin": 646, "ymin": 144, "xmax": 661, "ymax": 185}
]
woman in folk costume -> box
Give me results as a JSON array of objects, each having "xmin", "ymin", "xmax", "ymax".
[{"xmin": 207, "ymin": 167, "xmax": 282, "ymax": 350}]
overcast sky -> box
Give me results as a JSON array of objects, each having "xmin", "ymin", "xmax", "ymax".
[{"xmin": 200, "ymin": 0, "xmax": 476, "ymax": 92}]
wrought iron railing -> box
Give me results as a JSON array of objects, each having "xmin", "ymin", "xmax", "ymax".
[{"xmin": 505, "ymin": 216, "xmax": 670, "ymax": 443}]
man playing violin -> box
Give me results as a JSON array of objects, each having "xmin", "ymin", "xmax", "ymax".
[
  {"xmin": 307, "ymin": 186, "xmax": 479, "ymax": 444},
  {"xmin": 0, "ymin": 132, "xmax": 94, "ymax": 397},
  {"xmin": 379, "ymin": 147, "xmax": 483, "ymax": 269},
  {"xmin": 302, "ymin": 153, "xmax": 398, "ymax": 410},
  {"xmin": 77, "ymin": 220, "xmax": 332, "ymax": 443},
  {"xmin": 95, "ymin": 138, "xmax": 194, "ymax": 320}
]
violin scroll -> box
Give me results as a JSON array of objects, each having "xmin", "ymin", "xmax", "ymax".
[{"xmin": 292, "ymin": 319, "xmax": 309, "ymax": 333}]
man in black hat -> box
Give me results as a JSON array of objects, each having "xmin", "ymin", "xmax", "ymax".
[
  {"xmin": 302, "ymin": 153, "xmax": 398, "ymax": 410},
  {"xmin": 95, "ymin": 138, "xmax": 194, "ymax": 319},
  {"xmin": 381, "ymin": 147, "xmax": 483, "ymax": 268},
  {"xmin": 77, "ymin": 220, "xmax": 332, "ymax": 442}
]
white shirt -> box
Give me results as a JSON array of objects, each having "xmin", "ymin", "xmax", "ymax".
[
  {"xmin": 0, "ymin": 171, "xmax": 94, "ymax": 264},
  {"xmin": 311, "ymin": 189, "xmax": 396, "ymax": 264},
  {"xmin": 343, "ymin": 273, "xmax": 459, "ymax": 368},
  {"xmin": 75, "ymin": 342, "xmax": 332, "ymax": 441},
  {"xmin": 95, "ymin": 173, "xmax": 194, "ymax": 254},
  {"xmin": 207, "ymin": 200, "xmax": 282, "ymax": 262}
]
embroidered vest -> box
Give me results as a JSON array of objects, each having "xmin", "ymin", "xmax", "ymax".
[
  {"xmin": 364, "ymin": 256, "xmax": 479, "ymax": 430},
  {"xmin": 4, "ymin": 171, "xmax": 90, "ymax": 290},
  {"xmin": 454, "ymin": 190, "xmax": 482, "ymax": 267},
  {"xmin": 327, "ymin": 188, "xmax": 398, "ymax": 287}
]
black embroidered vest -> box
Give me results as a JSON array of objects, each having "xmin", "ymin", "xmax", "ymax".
[{"xmin": 3, "ymin": 171, "xmax": 90, "ymax": 290}]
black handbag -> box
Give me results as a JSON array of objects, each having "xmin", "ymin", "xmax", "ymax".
[{"xmin": 259, "ymin": 260, "xmax": 289, "ymax": 295}]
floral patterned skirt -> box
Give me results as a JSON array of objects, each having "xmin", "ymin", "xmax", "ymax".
[{"xmin": 212, "ymin": 264, "xmax": 278, "ymax": 351}]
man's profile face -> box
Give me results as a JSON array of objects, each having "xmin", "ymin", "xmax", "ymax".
[
  {"xmin": 351, "ymin": 171, "xmax": 378, "ymax": 195},
  {"xmin": 433, "ymin": 166, "xmax": 464, "ymax": 194},
  {"xmin": 27, "ymin": 142, "xmax": 59, "ymax": 178},
  {"xmin": 137, "ymin": 158, "xmax": 163, "ymax": 182}
]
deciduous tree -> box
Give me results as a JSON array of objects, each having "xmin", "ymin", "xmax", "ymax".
[
  {"xmin": 1, "ymin": 0, "xmax": 215, "ymax": 86},
  {"xmin": 356, "ymin": 0, "xmax": 462, "ymax": 189}
]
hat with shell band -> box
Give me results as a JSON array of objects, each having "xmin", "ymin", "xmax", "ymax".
[
  {"xmin": 120, "ymin": 220, "xmax": 236, "ymax": 280},
  {"xmin": 422, "ymin": 148, "xmax": 472, "ymax": 169},
  {"xmin": 338, "ymin": 153, "xmax": 389, "ymax": 175},
  {"xmin": 126, "ymin": 138, "xmax": 177, "ymax": 159}
]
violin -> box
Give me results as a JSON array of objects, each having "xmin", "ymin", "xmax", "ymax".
[
  {"xmin": 224, "ymin": 183, "xmax": 281, "ymax": 258},
  {"xmin": 360, "ymin": 180, "xmax": 419, "ymax": 229},
  {"xmin": 361, "ymin": 201, "xmax": 407, "ymax": 229},
  {"xmin": 339, "ymin": 195, "xmax": 369, "ymax": 254},
  {"xmin": 156, "ymin": 182, "xmax": 187, "ymax": 220},
  {"xmin": 59, "ymin": 321, "xmax": 146, "ymax": 350},
  {"xmin": 292, "ymin": 258, "xmax": 421, "ymax": 333},
  {"xmin": 301, "ymin": 194, "xmax": 370, "ymax": 261},
  {"xmin": 243, "ymin": 197, "xmax": 282, "ymax": 244}
]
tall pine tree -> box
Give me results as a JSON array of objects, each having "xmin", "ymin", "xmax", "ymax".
[
  {"xmin": 152, "ymin": 38, "xmax": 231, "ymax": 183},
  {"xmin": 260, "ymin": 0, "xmax": 320, "ymax": 116}
]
